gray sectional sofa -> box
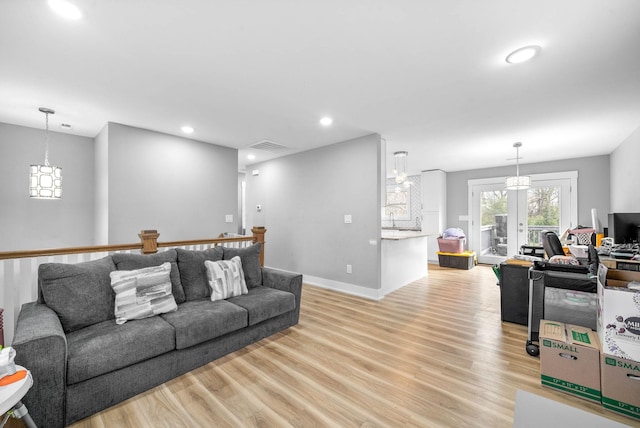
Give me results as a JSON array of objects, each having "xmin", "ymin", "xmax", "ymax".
[{"xmin": 12, "ymin": 243, "xmax": 303, "ymax": 428}]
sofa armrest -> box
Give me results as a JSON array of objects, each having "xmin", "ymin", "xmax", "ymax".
[
  {"xmin": 12, "ymin": 302, "xmax": 67, "ymax": 428},
  {"xmin": 262, "ymin": 267, "xmax": 303, "ymax": 324}
]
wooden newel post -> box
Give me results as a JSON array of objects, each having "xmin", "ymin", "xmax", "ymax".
[
  {"xmin": 139, "ymin": 230, "xmax": 160, "ymax": 254},
  {"xmin": 251, "ymin": 226, "xmax": 266, "ymax": 266}
]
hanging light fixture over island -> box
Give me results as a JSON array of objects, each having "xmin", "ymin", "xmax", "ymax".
[{"xmin": 505, "ymin": 142, "xmax": 530, "ymax": 190}]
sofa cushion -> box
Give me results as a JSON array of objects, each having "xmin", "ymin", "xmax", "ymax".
[
  {"xmin": 160, "ymin": 299, "xmax": 248, "ymax": 349},
  {"xmin": 223, "ymin": 243, "xmax": 262, "ymax": 288},
  {"xmin": 110, "ymin": 262, "xmax": 178, "ymax": 324},
  {"xmin": 227, "ymin": 287, "xmax": 295, "ymax": 326},
  {"xmin": 175, "ymin": 247, "xmax": 224, "ymax": 301},
  {"xmin": 66, "ymin": 316, "xmax": 176, "ymax": 385},
  {"xmin": 112, "ymin": 249, "xmax": 186, "ymax": 304},
  {"xmin": 39, "ymin": 256, "xmax": 116, "ymax": 333},
  {"xmin": 205, "ymin": 256, "xmax": 248, "ymax": 301}
]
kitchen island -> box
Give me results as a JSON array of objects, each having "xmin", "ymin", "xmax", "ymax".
[{"xmin": 381, "ymin": 229, "xmax": 431, "ymax": 295}]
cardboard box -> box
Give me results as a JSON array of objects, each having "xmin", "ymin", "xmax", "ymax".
[
  {"xmin": 601, "ymin": 353, "xmax": 640, "ymax": 421},
  {"xmin": 539, "ymin": 320, "xmax": 601, "ymax": 402},
  {"xmin": 596, "ymin": 264, "xmax": 640, "ymax": 361}
]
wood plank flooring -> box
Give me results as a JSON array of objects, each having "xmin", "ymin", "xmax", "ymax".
[{"xmin": 13, "ymin": 265, "xmax": 638, "ymax": 427}]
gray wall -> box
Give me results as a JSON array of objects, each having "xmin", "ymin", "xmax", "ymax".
[
  {"xmin": 246, "ymin": 134, "xmax": 382, "ymax": 289},
  {"xmin": 610, "ymin": 126, "xmax": 640, "ymax": 212},
  {"xmin": 106, "ymin": 123, "xmax": 239, "ymax": 244},
  {"xmin": 0, "ymin": 122, "xmax": 94, "ymax": 251},
  {"xmin": 0, "ymin": 120, "xmax": 240, "ymax": 251},
  {"xmin": 446, "ymin": 154, "xmax": 611, "ymax": 232},
  {"xmin": 94, "ymin": 124, "xmax": 109, "ymax": 244}
]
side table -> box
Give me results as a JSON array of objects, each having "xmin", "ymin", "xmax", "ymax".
[{"xmin": 0, "ymin": 365, "xmax": 37, "ymax": 428}]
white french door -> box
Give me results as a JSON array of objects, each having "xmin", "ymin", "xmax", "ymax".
[{"xmin": 468, "ymin": 172, "xmax": 577, "ymax": 264}]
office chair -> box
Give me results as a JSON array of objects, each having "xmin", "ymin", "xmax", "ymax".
[{"xmin": 542, "ymin": 231, "xmax": 565, "ymax": 258}]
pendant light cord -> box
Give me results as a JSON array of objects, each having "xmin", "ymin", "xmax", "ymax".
[{"xmin": 44, "ymin": 111, "xmax": 50, "ymax": 167}]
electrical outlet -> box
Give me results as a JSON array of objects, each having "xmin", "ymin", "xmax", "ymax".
[
  {"xmin": 346, "ymin": 264, "xmax": 352, "ymax": 274},
  {"xmin": 344, "ymin": 214, "xmax": 352, "ymax": 224},
  {"xmin": 225, "ymin": 215, "xmax": 233, "ymax": 223}
]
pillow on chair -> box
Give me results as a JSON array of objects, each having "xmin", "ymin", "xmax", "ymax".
[{"xmin": 549, "ymin": 255, "xmax": 580, "ymax": 266}]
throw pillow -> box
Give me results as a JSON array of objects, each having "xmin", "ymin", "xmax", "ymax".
[
  {"xmin": 175, "ymin": 247, "xmax": 224, "ymax": 301},
  {"xmin": 204, "ymin": 256, "xmax": 248, "ymax": 301},
  {"xmin": 39, "ymin": 256, "xmax": 116, "ymax": 333},
  {"xmin": 110, "ymin": 262, "xmax": 178, "ymax": 324},
  {"xmin": 112, "ymin": 249, "xmax": 186, "ymax": 304},
  {"xmin": 222, "ymin": 243, "xmax": 262, "ymax": 288}
]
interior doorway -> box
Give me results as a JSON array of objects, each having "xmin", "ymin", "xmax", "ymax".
[{"xmin": 468, "ymin": 172, "xmax": 577, "ymax": 264}]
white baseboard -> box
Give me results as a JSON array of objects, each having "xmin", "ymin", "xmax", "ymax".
[
  {"xmin": 264, "ymin": 266, "xmax": 417, "ymax": 301},
  {"xmin": 302, "ymin": 275, "xmax": 384, "ymax": 301}
]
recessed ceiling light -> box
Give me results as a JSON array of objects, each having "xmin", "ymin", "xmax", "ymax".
[
  {"xmin": 181, "ymin": 125, "xmax": 194, "ymax": 134},
  {"xmin": 247, "ymin": 154, "xmax": 256, "ymax": 160},
  {"xmin": 48, "ymin": 0, "xmax": 82, "ymax": 20},
  {"xmin": 320, "ymin": 117, "xmax": 333, "ymax": 126},
  {"xmin": 505, "ymin": 45, "xmax": 541, "ymax": 64}
]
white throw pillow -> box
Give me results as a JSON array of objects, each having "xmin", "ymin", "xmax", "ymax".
[
  {"xmin": 205, "ymin": 256, "xmax": 248, "ymax": 301},
  {"xmin": 110, "ymin": 262, "xmax": 177, "ymax": 324}
]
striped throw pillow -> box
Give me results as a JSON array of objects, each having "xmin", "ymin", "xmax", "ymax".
[
  {"xmin": 204, "ymin": 256, "xmax": 248, "ymax": 301},
  {"xmin": 110, "ymin": 262, "xmax": 178, "ymax": 324}
]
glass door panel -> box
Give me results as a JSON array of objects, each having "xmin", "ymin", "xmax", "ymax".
[
  {"xmin": 526, "ymin": 185, "xmax": 560, "ymax": 245},
  {"xmin": 471, "ymin": 184, "xmax": 510, "ymax": 264},
  {"xmin": 481, "ymin": 189, "xmax": 508, "ymax": 258}
]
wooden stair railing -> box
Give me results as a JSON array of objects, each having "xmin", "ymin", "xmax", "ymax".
[{"xmin": 0, "ymin": 227, "xmax": 266, "ymax": 263}]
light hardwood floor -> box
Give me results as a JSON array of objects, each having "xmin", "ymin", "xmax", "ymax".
[{"xmin": 13, "ymin": 264, "xmax": 638, "ymax": 427}]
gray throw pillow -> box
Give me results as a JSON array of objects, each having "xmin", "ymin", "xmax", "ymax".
[
  {"xmin": 111, "ymin": 249, "xmax": 186, "ymax": 304},
  {"xmin": 39, "ymin": 255, "xmax": 116, "ymax": 333},
  {"xmin": 176, "ymin": 247, "xmax": 224, "ymax": 300},
  {"xmin": 223, "ymin": 243, "xmax": 262, "ymax": 288},
  {"xmin": 111, "ymin": 262, "xmax": 178, "ymax": 324}
]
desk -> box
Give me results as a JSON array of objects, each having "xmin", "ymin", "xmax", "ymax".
[
  {"xmin": 1, "ymin": 366, "xmax": 36, "ymax": 428},
  {"xmin": 600, "ymin": 256, "xmax": 640, "ymax": 271}
]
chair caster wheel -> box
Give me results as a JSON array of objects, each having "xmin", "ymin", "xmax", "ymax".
[{"xmin": 526, "ymin": 341, "xmax": 539, "ymax": 357}]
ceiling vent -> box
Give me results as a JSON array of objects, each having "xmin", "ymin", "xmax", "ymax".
[{"xmin": 249, "ymin": 139, "xmax": 290, "ymax": 153}]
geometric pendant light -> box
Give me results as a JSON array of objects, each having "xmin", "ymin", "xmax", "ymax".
[
  {"xmin": 505, "ymin": 142, "xmax": 530, "ymax": 190},
  {"xmin": 29, "ymin": 107, "xmax": 62, "ymax": 199}
]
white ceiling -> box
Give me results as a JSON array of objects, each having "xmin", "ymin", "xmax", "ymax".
[{"xmin": 1, "ymin": 1, "xmax": 639, "ymax": 174}]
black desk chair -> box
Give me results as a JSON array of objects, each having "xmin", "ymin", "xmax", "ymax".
[{"xmin": 541, "ymin": 230, "xmax": 565, "ymax": 258}]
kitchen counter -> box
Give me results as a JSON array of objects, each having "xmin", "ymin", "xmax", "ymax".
[
  {"xmin": 381, "ymin": 229, "xmax": 430, "ymax": 295},
  {"xmin": 381, "ymin": 229, "xmax": 433, "ymax": 240}
]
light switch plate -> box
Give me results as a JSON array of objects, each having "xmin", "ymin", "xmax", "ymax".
[
  {"xmin": 344, "ymin": 214, "xmax": 352, "ymax": 224},
  {"xmin": 225, "ymin": 215, "xmax": 233, "ymax": 223}
]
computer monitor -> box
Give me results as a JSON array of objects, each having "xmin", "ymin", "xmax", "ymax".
[{"xmin": 607, "ymin": 212, "xmax": 640, "ymax": 244}]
